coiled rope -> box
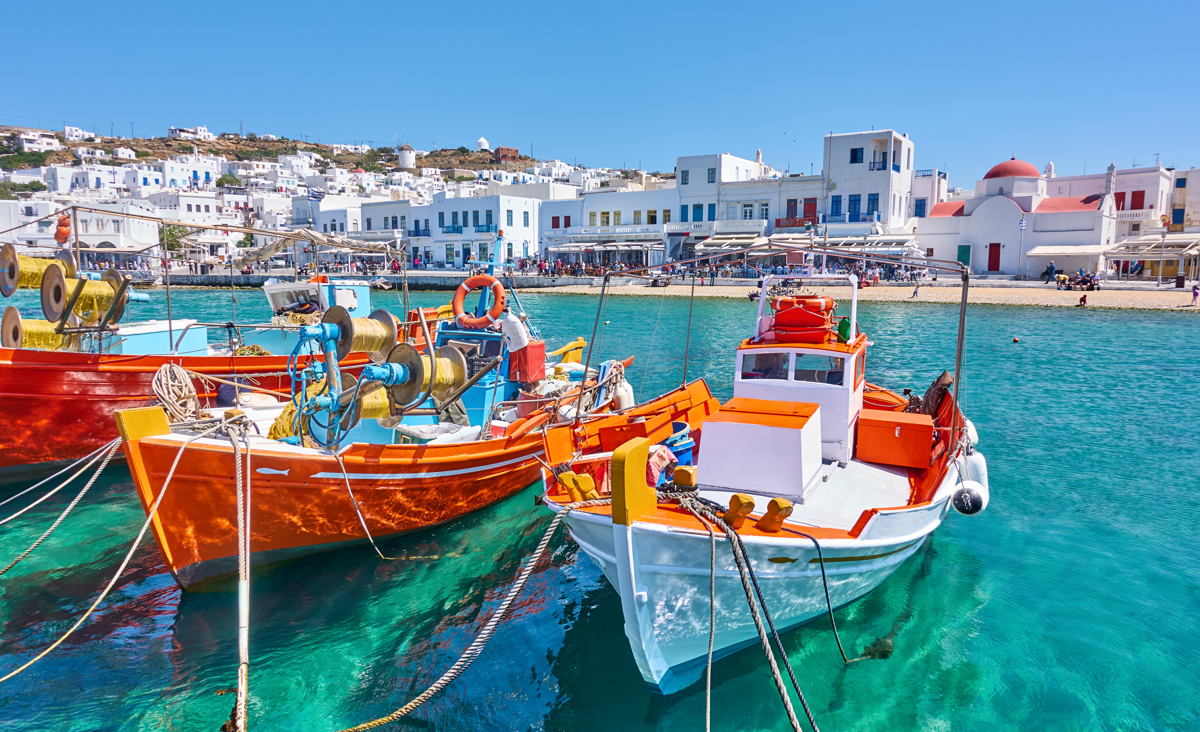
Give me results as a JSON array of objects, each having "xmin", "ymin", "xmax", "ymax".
[
  {"xmin": 0, "ymin": 419, "xmax": 234, "ymax": 684},
  {"xmin": 336, "ymin": 498, "xmax": 612, "ymax": 732},
  {"xmin": 0, "ymin": 440, "xmax": 122, "ymax": 578},
  {"xmin": 152, "ymin": 363, "xmax": 202, "ymax": 422}
]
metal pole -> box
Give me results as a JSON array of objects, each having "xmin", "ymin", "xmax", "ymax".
[
  {"xmin": 71, "ymin": 207, "xmax": 81, "ymax": 270},
  {"xmin": 575, "ymin": 273, "xmax": 610, "ymax": 421},
  {"xmin": 682, "ymin": 268, "xmax": 698, "ymax": 386},
  {"xmin": 949, "ymin": 267, "xmax": 969, "ymax": 447},
  {"xmin": 164, "ymin": 252, "xmax": 174, "ymax": 352}
]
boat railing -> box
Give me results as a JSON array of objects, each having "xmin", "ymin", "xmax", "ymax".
[
  {"xmin": 753, "ymin": 273, "xmax": 860, "ymax": 342},
  {"xmin": 170, "ymin": 321, "xmax": 301, "ymax": 353}
]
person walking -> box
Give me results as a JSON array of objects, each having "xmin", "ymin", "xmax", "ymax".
[
  {"xmin": 1044, "ymin": 260, "xmax": 1056, "ymax": 284},
  {"xmin": 1192, "ymin": 283, "xmax": 1199, "ymax": 306}
]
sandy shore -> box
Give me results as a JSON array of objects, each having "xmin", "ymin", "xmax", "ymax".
[{"xmin": 531, "ymin": 282, "xmax": 1200, "ymax": 311}]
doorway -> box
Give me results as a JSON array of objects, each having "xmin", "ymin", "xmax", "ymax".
[{"xmin": 987, "ymin": 242, "xmax": 1001, "ymax": 272}]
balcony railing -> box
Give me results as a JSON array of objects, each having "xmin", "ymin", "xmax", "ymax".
[
  {"xmin": 1115, "ymin": 209, "xmax": 1155, "ymax": 221},
  {"xmin": 441, "ymin": 225, "xmax": 464, "ymax": 234},
  {"xmin": 822, "ymin": 212, "xmax": 881, "ymax": 224},
  {"xmin": 868, "ymin": 161, "xmax": 888, "ymax": 171},
  {"xmin": 774, "ymin": 217, "xmax": 817, "ymax": 229},
  {"xmin": 408, "ymin": 228, "xmax": 431, "ymax": 237},
  {"xmin": 473, "ymin": 223, "xmax": 498, "ymax": 233},
  {"xmin": 665, "ymin": 219, "xmax": 767, "ymax": 235},
  {"xmin": 565, "ymin": 224, "xmax": 663, "ymax": 236}
]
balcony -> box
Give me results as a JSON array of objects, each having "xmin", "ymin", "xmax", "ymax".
[
  {"xmin": 665, "ymin": 219, "xmax": 767, "ymax": 236},
  {"xmin": 441, "ymin": 225, "xmax": 464, "ymax": 234},
  {"xmin": 822, "ymin": 212, "xmax": 881, "ymax": 224},
  {"xmin": 868, "ymin": 161, "xmax": 888, "ymax": 171},
  {"xmin": 774, "ymin": 217, "xmax": 817, "ymax": 229},
  {"xmin": 473, "ymin": 223, "xmax": 498, "ymax": 233},
  {"xmin": 408, "ymin": 228, "xmax": 431, "ymax": 237},
  {"xmin": 1115, "ymin": 209, "xmax": 1156, "ymax": 221}
]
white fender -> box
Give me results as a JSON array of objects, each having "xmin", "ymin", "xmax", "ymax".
[
  {"xmin": 964, "ymin": 418, "xmax": 980, "ymax": 448},
  {"xmin": 952, "ymin": 478, "xmax": 989, "ymax": 515}
]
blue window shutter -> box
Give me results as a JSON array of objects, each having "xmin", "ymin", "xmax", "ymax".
[
  {"xmin": 707, "ymin": 203, "xmax": 716, "ymax": 221},
  {"xmin": 1173, "ymin": 208, "xmax": 1185, "ymax": 225},
  {"xmin": 680, "ymin": 205, "xmax": 688, "ymax": 222},
  {"xmin": 693, "ymin": 203, "xmax": 703, "ymax": 222}
]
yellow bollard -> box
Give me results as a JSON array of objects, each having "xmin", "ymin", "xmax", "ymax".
[
  {"xmin": 724, "ymin": 493, "xmax": 755, "ymax": 530},
  {"xmin": 754, "ymin": 497, "xmax": 794, "ymax": 532}
]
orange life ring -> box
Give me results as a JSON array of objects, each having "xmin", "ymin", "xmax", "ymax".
[
  {"xmin": 308, "ymin": 275, "xmax": 329, "ymax": 283},
  {"xmin": 451, "ymin": 274, "xmax": 506, "ymax": 329}
]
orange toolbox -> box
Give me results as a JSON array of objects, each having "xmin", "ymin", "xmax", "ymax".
[{"xmin": 855, "ymin": 409, "xmax": 935, "ymax": 469}]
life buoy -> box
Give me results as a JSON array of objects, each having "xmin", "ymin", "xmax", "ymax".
[
  {"xmin": 308, "ymin": 275, "xmax": 329, "ymax": 283},
  {"xmin": 452, "ymin": 274, "xmax": 506, "ymax": 329}
]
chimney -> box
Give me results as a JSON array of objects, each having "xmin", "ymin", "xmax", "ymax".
[
  {"xmin": 755, "ymin": 149, "xmax": 763, "ymax": 164},
  {"xmin": 1105, "ymin": 162, "xmax": 1117, "ymax": 195}
]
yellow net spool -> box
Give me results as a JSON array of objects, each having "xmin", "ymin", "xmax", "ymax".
[
  {"xmin": 321, "ymin": 306, "xmax": 398, "ymax": 362},
  {"xmin": 0, "ymin": 243, "xmax": 77, "ymax": 298},
  {"xmin": 1, "ymin": 306, "xmax": 77, "ymax": 351},
  {"xmin": 40, "ymin": 267, "xmax": 127, "ymax": 325},
  {"xmin": 357, "ymin": 387, "xmax": 391, "ymax": 420}
]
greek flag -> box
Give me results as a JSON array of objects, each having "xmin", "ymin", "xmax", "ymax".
[
  {"xmin": 1018, "ymin": 217, "xmax": 1027, "ymax": 231},
  {"xmin": 308, "ymin": 188, "xmax": 326, "ymax": 202}
]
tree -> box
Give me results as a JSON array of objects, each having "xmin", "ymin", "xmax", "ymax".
[
  {"xmin": 159, "ymin": 223, "xmax": 190, "ymax": 252},
  {"xmin": 456, "ymin": 146, "xmax": 470, "ymax": 154},
  {"xmin": 237, "ymin": 233, "xmax": 255, "ymax": 248},
  {"xmin": 216, "ymin": 173, "xmax": 242, "ymax": 187}
]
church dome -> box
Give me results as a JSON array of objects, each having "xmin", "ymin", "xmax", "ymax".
[{"xmin": 983, "ymin": 157, "xmax": 1041, "ymax": 179}]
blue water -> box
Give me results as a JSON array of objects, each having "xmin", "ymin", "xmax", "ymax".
[{"xmin": 0, "ymin": 288, "xmax": 1197, "ymax": 730}]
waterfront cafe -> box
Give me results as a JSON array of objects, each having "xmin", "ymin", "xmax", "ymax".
[
  {"xmin": 693, "ymin": 232, "xmax": 924, "ymax": 269},
  {"xmin": 544, "ymin": 241, "xmax": 664, "ymax": 267},
  {"xmin": 1103, "ymin": 232, "xmax": 1200, "ymax": 282}
]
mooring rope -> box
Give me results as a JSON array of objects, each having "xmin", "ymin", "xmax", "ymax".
[
  {"xmin": 0, "ymin": 439, "xmax": 120, "ymax": 528},
  {"xmin": 336, "ymin": 498, "xmax": 612, "ymax": 732},
  {"xmin": 676, "ymin": 496, "xmax": 809, "ymax": 732},
  {"xmin": 225, "ymin": 423, "xmax": 253, "ymax": 732},
  {"xmin": 0, "ymin": 440, "xmax": 115, "ymax": 510},
  {"xmin": 332, "ymin": 452, "xmax": 397, "ymax": 561},
  {"xmin": 0, "ymin": 441, "xmax": 122, "ymax": 578},
  {"xmin": 0, "ymin": 419, "xmax": 233, "ymax": 683}
]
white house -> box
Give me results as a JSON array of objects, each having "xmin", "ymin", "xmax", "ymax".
[
  {"xmin": 63, "ymin": 126, "xmax": 97, "ymax": 142},
  {"xmin": 167, "ymin": 125, "xmax": 215, "ymax": 141},
  {"xmin": 916, "ymin": 157, "xmax": 1118, "ymax": 276},
  {"xmin": 14, "ymin": 130, "xmax": 63, "ymax": 153}
]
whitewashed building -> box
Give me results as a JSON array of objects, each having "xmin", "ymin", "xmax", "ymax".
[
  {"xmin": 916, "ymin": 158, "xmax": 1118, "ymax": 276},
  {"xmin": 14, "ymin": 130, "xmax": 63, "ymax": 153}
]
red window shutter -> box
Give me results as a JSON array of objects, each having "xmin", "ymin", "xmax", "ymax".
[
  {"xmin": 564, "ymin": 215, "xmax": 571, "ymax": 227},
  {"xmin": 551, "ymin": 216, "xmax": 560, "ymax": 228},
  {"xmin": 1130, "ymin": 190, "xmax": 1145, "ymax": 210},
  {"xmin": 1115, "ymin": 192, "xmax": 1126, "ymax": 210}
]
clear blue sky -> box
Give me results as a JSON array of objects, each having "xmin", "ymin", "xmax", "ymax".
[{"xmin": 7, "ymin": 0, "xmax": 1198, "ymax": 183}]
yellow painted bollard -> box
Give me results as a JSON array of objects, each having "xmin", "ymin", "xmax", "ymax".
[
  {"xmin": 754, "ymin": 497, "xmax": 793, "ymax": 532},
  {"xmin": 724, "ymin": 494, "xmax": 755, "ymax": 530}
]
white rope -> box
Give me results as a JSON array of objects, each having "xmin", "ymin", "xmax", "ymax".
[
  {"xmin": 0, "ymin": 440, "xmax": 118, "ymax": 528},
  {"xmin": 336, "ymin": 499, "xmax": 611, "ymax": 732},
  {"xmin": 332, "ymin": 452, "xmax": 396, "ymax": 561},
  {"xmin": 0, "ymin": 439, "xmax": 116, "ymax": 511},
  {"xmin": 0, "ymin": 420, "xmax": 230, "ymax": 684},
  {"xmin": 0, "ymin": 441, "xmax": 122, "ymax": 577},
  {"xmin": 230, "ymin": 425, "xmax": 252, "ymax": 731}
]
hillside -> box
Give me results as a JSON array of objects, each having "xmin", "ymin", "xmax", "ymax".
[{"xmin": 0, "ymin": 126, "xmax": 539, "ymax": 174}]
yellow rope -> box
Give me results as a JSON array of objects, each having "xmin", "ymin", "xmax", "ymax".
[
  {"xmin": 267, "ymin": 380, "xmax": 326, "ymax": 440},
  {"xmin": 347, "ymin": 316, "xmax": 393, "ymax": 356},
  {"xmin": 16, "ymin": 318, "xmax": 76, "ymax": 351},
  {"xmin": 13, "ymin": 255, "xmax": 65, "ymax": 290},
  {"xmin": 58, "ymin": 278, "xmax": 118, "ymax": 324},
  {"xmin": 234, "ymin": 344, "xmax": 271, "ymax": 356}
]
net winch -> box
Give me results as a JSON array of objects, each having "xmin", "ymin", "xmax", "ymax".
[{"xmin": 0, "ymin": 243, "xmax": 78, "ymax": 298}]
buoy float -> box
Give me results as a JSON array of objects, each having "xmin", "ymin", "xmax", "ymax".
[
  {"xmin": 1012, "ymin": 337, "xmax": 1020, "ymax": 343},
  {"xmin": 451, "ymin": 274, "xmax": 505, "ymax": 329}
]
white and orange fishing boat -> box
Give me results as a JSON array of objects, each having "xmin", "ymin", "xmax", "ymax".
[
  {"xmin": 114, "ymin": 265, "xmax": 722, "ymax": 589},
  {"xmin": 541, "ymin": 266, "xmax": 990, "ymax": 694}
]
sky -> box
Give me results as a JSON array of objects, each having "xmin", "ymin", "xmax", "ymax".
[{"xmin": 6, "ymin": 0, "xmax": 1199, "ymax": 184}]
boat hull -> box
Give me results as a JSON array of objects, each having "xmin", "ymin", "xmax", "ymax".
[
  {"xmin": 0, "ymin": 347, "xmax": 368, "ymax": 471},
  {"xmin": 122, "ymin": 380, "xmax": 719, "ymax": 588},
  {"xmin": 557, "ymin": 492, "xmax": 953, "ymax": 694}
]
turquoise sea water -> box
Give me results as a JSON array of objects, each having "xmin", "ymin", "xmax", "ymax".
[{"xmin": 0, "ymin": 288, "xmax": 1197, "ymax": 731}]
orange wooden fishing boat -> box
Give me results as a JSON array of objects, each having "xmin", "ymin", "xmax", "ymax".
[{"xmin": 116, "ymin": 379, "xmax": 716, "ymax": 588}]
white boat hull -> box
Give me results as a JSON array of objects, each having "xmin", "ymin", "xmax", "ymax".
[{"xmin": 555, "ymin": 470, "xmax": 960, "ymax": 693}]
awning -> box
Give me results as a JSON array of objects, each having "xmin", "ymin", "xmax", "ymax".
[
  {"xmin": 1025, "ymin": 245, "xmax": 1110, "ymax": 257},
  {"xmin": 1104, "ymin": 234, "xmax": 1200, "ymax": 261},
  {"xmin": 694, "ymin": 234, "xmax": 765, "ymax": 251}
]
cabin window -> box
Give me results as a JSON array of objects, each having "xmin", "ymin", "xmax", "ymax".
[
  {"xmin": 854, "ymin": 353, "xmax": 866, "ymax": 386},
  {"xmin": 793, "ymin": 353, "xmax": 844, "ymax": 385},
  {"xmin": 741, "ymin": 352, "xmax": 790, "ymax": 380}
]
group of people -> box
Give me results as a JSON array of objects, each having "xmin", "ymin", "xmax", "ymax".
[{"xmin": 1043, "ymin": 261, "xmax": 1102, "ymax": 291}]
